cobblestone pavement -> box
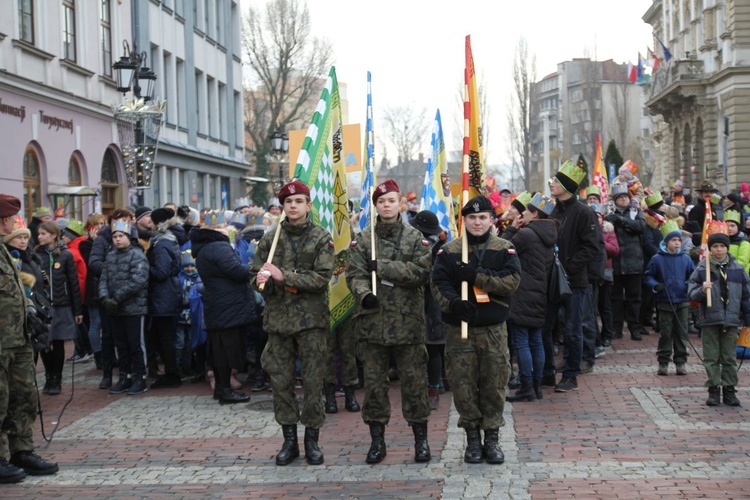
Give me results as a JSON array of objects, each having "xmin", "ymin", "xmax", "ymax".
[{"xmin": 5, "ymin": 330, "xmax": 750, "ymax": 498}]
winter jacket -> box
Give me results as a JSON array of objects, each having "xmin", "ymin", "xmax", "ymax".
[
  {"xmin": 602, "ymin": 221, "xmax": 619, "ymax": 278},
  {"xmin": 502, "ymin": 219, "xmax": 557, "ymax": 328},
  {"xmin": 606, "ymin": 206, "xmax": 646, "ymax": 275},
  {"xmin": 642, "ymin": 213, "xmax": 663, "ymax": 272},
  {"xmin": 688, "ymin": 255, "xmax": 750, "ymax": 327},
  {"xmin": 192, "ymin": 228, "xmax": 256, "ymax": 331},
  {"xmin": 431, "ymin": 230, "xmax": 522, "ymax": 327},
  {"xmin": 347, "ymin": 215, "xmax": 429, "ymax": 344},
  {"xmin": 66, "ymin": 235, "xmax": 88, "ymax": 304},
  {"xmin": 424, "ymin": 236, "xmax": 445, "ymax": 345},
  {"xmin": 252, "ymin": 217, "xmax": 333, "ymax": 336},
  {"xmin": 688, "ymin": 200, "xmax": 723, "ymax": 230},
  {"xmin": 146, "ymin": 223, "xmax": 182, "ymax": 317},
  {"xmin": 5, "ymin": 243, "xmax": 44, "ymax": 295},
  {"xmin": 550, "ymin": 196, "xmax": 599, "ymax": 288},
  {"xmin": 178, "ymin": 269, "xmax": 201, "ymax": 325},
  {"xmin": 729, "ymin": 232, "xmax": 750, "ymax": 274},
  {"xmin": 0, "ymin": 244, "xmax": 29, "ymax": 348},
  {"xmin": 644, "ymin": 243, "xmax": 695, "ymax": 304},
  {"xmin": 87, "ymin": 225, "xmax": 141, "ymax": 306},
  {"xmin": 99, "ymin": 244, "xmax": 149, "ymax": 316},
  {"xmin": 35, "ymin": 245, "xmax": 82, "ymax": 316},
  {"xmin": 587, "ymin": 220, "xmax": 605, "ymax": 284}
]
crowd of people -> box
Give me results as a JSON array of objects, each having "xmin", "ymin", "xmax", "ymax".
[{"xmin": 0, "ymin": 157, "xmax": 748, "ymax": 480}]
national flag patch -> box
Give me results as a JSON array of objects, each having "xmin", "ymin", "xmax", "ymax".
[
  {"xmin": 508, "ymin": 248, "xmax": 516, "ymax": 255},
  {"xmin": 350, "ymin": 241, "xmax": 358, "ymax": 247},
  {"xmin": 421, "ymin": 239, "xmax": 430, "ymax": 246},
  {"xmin": 328, "ymin": 240, "xmax": 335, "ymax": 248},
  {"xmin": 437, "ymin": 249, "xmax": 444, "ymax": 255}
]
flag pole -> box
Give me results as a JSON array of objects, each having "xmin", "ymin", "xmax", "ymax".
[
  {"xmin": 705, "ymin": 197, "xmax": 712, "ymax": 308},
  {"xmin": 258, "ymin": 212, "xmax": 287, "ymax": 292},
  {"xmin": 370, "ymin": 184, "xmax": 377, "ymax": 295},
  {"xmin": 460, "ymin": 38, "xmax": 472, "ymax": 340}
]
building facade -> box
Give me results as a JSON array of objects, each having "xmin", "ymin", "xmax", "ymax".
[
  {"xmin": 0, "ymin": 0, "xmax": 248, "ymax": 222},
  {"xmin": 644, "ymin": 0, "xmax": 750, "ymax": 194}
]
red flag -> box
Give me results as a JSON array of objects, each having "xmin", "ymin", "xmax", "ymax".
[
  {"xmin": 627, "ymin": 62, "xmax": 637, "ymax": 83},
  {"xmin": 648, "ymin": 48, "xmax": 659, "ymax": 71}
]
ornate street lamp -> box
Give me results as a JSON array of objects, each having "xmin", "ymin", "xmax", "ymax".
[{"xmin": 270, "ymin": 126, "xmax": 289, "ymax": 188}]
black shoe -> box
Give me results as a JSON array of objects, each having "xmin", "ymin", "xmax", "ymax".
[
  {"xmin": 540, "ymin": 375, "xmax": 557, "ymax": 387},
  {"xmin": 630, "ymin": 331, "xmax": 643, "ymax": 341},
  {"xmin": 706, "ymin": 386, "xmax": 721, "ymax": 406},
  {"xmin": 127, "ymin": 378, "xmax": 148, "ymax": 395},
  {"xmin": 533, "ymin": 379, "xmax": 543, "ymax": 400},
  {"xmin": 555, "ymin": 376, "xmax": 578, "ymax": 393},
  {"xmin": 613, "ymin": 331, "xmax": 624, "ymax": 339},
  {"xmin": 324, "ymin": 383, "xmax": 338, "ymax": 414},
  {"xmin": 366, "ymin": 422, "xmax": 387, "ymax": 464},
  {"xmin": 483, "ymin": 429, "xmax": 505, "ymax": 464},
  {"xmin": 150, "ymin": 373, "xmax": 182, "ymax": 389},
  {"xmin": 579, "ymin": 361, "xmax": 594, "ymax": 375},
  {"xmin": 10, "ymin": 451, "xmax": 58, "ymax": 476},
  {"xmin": 507, "ymin": 372, "xmax": 521, "ymax": 389},
  {"xmin": 109, "ymin": 375, "xmax": 132, "ymax": 394},
  {"xmin": 411, "ymin": 422, "xmax": 431, "ymax": 463},
  {"xmin": 304, "ymin": 427, "xmax": 324, "ymax": 465},
  {"xmin": 723, "ymin": 386, "xmax": 741, "ymax": 407},
  {"xmin": 216, "ymin": 388, "xmax": 251, "ymax": 405},
  {"xmin": 0, "ymin": 457, "xmax": 25, "ymax": 484},
  {"xmin": 344, "ymin": 385, "xmax": 361, "ymax": 412},
  {"xmin": 98, "ymin": 371, "xmax": 113, "ymax": 390},
  {"xmin": 276, "ymin": 425, "xmax": 300, "ymax": 466},
  {"xmin": 251, "ymin": 371, "xmax": 266, "ymax": 392},
  {"xmin": 463, "ymin": 427, "xmax": 483, "ymax": 464},
  {"xmin": 94, "ymin": 352, "xmax": 102, "ymax": 371},
  {"xmin": 41, "ymin": 375, "xmax": 51, "ymax": 395},
  {"xmin": 602, "ymin": 339, "xmax": 612, "ymax": 348},
  {"xmin": 506, "ymin": 380, "xmax": 536, "ymax": 402},
  {"xmin": 47, "ymin": 374, "xmax": 61, "ymax": 396}
]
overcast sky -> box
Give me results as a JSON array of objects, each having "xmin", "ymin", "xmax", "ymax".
[{"xmin": 241, "ymin": 0, "xmax": 655, "ymax": 166}]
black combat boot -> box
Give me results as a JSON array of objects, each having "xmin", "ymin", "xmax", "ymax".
[
  {"xmin": 506, "ymin": 378, "xmax": 536, "ymax": 402},
  {"xmin": 411, "ymin": 422, "xmax": 431, "ymax": 462},
  {"xmin": 533, "ymin": 379, "xmax": 543, "ymax": 400},
  {"xmin": 507, "ymin": 370, "xmax": 521, "ymax": 389},
  {"xmin": 483, "ymin": 429, "xmax": 505, "ymax": 464},
  {"xmin": 304, "ymin": 427, "xmax": 324, "ymax": 465},
  {"xmin": 10, "ymin": 451, "xmax": 58, "ymax": 476},
  {"xmin": 706, "ymin": 386, "xmax": 720, "ymax": 406},
  {"xmin": 42, "ymin": 374, "xmax": 52, "ymax": 395},
  {"xmin": 344, "ymin": 385, "xmax": 360, "ymax": 412},
  {"xmin": 723, "ymin": 386, "xmax": 741, "ymax": 407},
  {"xmin": 0, "ymin": 457, "xmax": 25, "ymax": 484},
  {"xmin": 99, "ymin": 366, "xmax": 113, "ymax": 390},
  {"xmin": 251, "ymin": 369, "xmax": 266, "ymax": 392},
  {"xmin": 324, "ymin": 383, "xmax": 338, "ymax": 414},
  {"xmin": 365, "ymin": 422, "xmax": 387, "ymax": 464},
  {"xmin": 275, "ymin": 425, "xmax": 299, "ymax": 465},
  {"xmin": 110, "ymin": 374, "xmax": 132, "ymax": 394},
  {"xmin": 216, "ymin": 388, "xmax": 250, "ymax": 405},
  {"xmin": 47, "ymin": 374, "xmax": 62, "ymax": 396},
  {"xmin": 464, "ymin": 427, "xmax": 483, "ymax": 464}
]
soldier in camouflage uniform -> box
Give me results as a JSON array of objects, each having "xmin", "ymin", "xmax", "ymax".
[
  {"xmin": 250, "ymin": 181, "xmax": 334, "ymax": 466},
  {"xmin": 431, "ymin": 195, "xmax": 522, "ymax": 464},
  {"xmin": 0, "ymin": 194, "xmax": 58, "ymax": 483},
  {"xmin": 346, "ymin": 179, "xmax": 432, "ymax": 464}
]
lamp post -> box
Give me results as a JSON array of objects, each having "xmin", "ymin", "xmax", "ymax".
[
  {"xmin": 270, "ymin": 126, "xmax": 290, "ymax": 189},
  {"xmin": 112, "ymin": 40, "xmax": 164, "ymax": 207}
]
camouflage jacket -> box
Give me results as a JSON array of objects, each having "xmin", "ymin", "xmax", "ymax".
[
  {"xmin": 0, "ymin": 243, "xmax": 28, "ymax": 349},
  {"xmin": 346, "ymin": 215, "xmax": 431, "ymax": 345},
  {"xmin": 250, "ymin": 217, "xmax": 334, "ymax": 335}
]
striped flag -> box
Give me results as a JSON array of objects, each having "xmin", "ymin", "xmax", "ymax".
[
  {"xmin": 465, "ymin": 35, "xmax": 485, "ymax": 199},
  {"xmin": 359, "ymin": 71, "xmax": 375, "ymax": 232},
  {"xmin": 592, "ymin": 134, "xmax": 608, "ymax": 201},
  {"xmin": 420, "ymin": 109, "xmax": 456, "ymax": 240},
  {"xmin": 293, "ymin": 66, "xmax": 354, "ymax": 328}
]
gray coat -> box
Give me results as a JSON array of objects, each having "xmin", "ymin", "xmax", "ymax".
[{"xmin": 99, "ymin": 244, "xmax": 149, "ymax": 316}]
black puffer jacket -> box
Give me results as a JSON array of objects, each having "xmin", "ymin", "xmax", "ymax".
[
  {"xmin": 35, "ymin": 245, "xmax": 82, "ymax": 315},
  {"xmin": 191, "ymin": 228, "xmax": 256, "ymax": 330},
  {"xmin": 99, "ymin": 244, "xmax": 149, "ymax": 316},
  {"xmin": 551, "ymin": 196, "xmax": 599, "ymax": 288},
  {"xmin": 87, "ymin": 225, "xmax": 141, "ymax": 306},
  {"xmin": 146, "ymin": 225, "xmax": 182, "ymax": 317},
  {"xmin": 6, "ymin": 244, "xmax": 44, "ymax": 295},
  {"xmin": 606, "ymin": 206, "xmax": 646, "ymax": 275},
  {"xmin": 503, "ymin": 219, "xmax": 558, "ymax": 328}
]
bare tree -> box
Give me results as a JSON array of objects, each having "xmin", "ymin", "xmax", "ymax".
[
  {"xmin": 506, "ymin": 38, "xmax": 536, "ymax": 190},
  {"xmin": 607, "ymin": 82, "xmax": 631, "ymax": 153},
  {"xmin": 567, "ymin": 58, "xmax": 602, "ymax": 167},
  {"xmin": 380, "ymin": 103, "xmax": 429, "ymax": 196},
  {"xmin": 242, "ymin": 0, "xmax": 333, "ymax": 204}
]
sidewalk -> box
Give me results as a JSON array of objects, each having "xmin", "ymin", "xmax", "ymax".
[{"xmin": 6, "ymin": 331, "xmax": 750, "ymax": 499}]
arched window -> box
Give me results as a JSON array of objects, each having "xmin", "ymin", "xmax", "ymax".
[
  {"xmin": 23, "ymin": 146, "xmax": 42, "ymax": 222},
  {"xmin": 68, "ymin": 155, "xmax": 83, "ymax": 220},
  {"xmin": 100, "ymin": 150, "xmax": 120, "ymax": 216}
]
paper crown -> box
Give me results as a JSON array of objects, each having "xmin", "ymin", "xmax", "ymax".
[
  {"xmin": 234, "ymin": 197, "xmax": 252, "ymax": 210},
  {"xmin": 589, "ymin": 203, "xmax": 605, "ymax": 215},
  {"xmin": 33, "ymin": 206, "xmax": 52, "ymax": 218},
  {"xmin": 227, "ymin": 211, "xmax": 246, "ymax": 227},
  {"xmin": 267, "ymin": 197, "xmax": 282, "ymax": 208},
  {"xmin": 558, "ymin": 161, "xmax": 586, "ymax": 185},
  {"xmin": 181, "ymin": 250, "xmax": 195, "ymax": 267},
  {"xmin": 11, "ymin": 214, "xmax": 27, "ymax": 231},
  {"xmin": 204, "ymin": 210, "xmax": 226, "ymax": 227},
  {"xmin": 511, "ymin": 191, "xmax": 534, "ymax": 212},
  {"xmin": 611, "ymin": 183, "xmax": 630, "ymax": 199},
  {"xmin": 185, "ymin": 207, "xmax": 200, "ymax": 226},
  {"xmin": 706, "ymin": 220, "xmax": 729, "ymax": 236},
  {"xmin": 585, "ymin": 185, "xmax": 601, "ymax": 198},
  {"xmin": 645, "ymin": 191, "xmax": 663, "ymax": 208},
  {"xmin": 65, "ymin": 219, "xmax": 85, "ymax": 237},
  {"xmin": 660, "ymin": 220, "xmax": 681, "ymax": 239},
  {"xmin": 111, "ymin": 220, "xmax": 132, "ymax": 235},
  {"xmin": 528, "ymin": 193, "xmax": 556, "ymax": 216},
  {"xmin": 725, "ymin": 209, "xmax": 742, "ymax": 226},
  {"xmin": 620, "ymin": 160, "xmax": 639, "ymax": 175}
]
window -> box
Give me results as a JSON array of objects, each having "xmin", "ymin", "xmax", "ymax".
[
  {"xmin": 63, "ymin": 0, "xmax": 77, "ymax": 62},
  {"xmin": 218, "ymin": 82, "xmax": 226, "ymax": 140},
  {"xmin": 215, "ymin": 0, "xmax": 222, "ymax": 44},
  {"xmin": 163, "ymin": 52, "xmax": 172, "ymax": 123},
  {"xmin": 68, "ymin": 156, "xmax": 83, "ymax": 220},
  {"xmin": 100, "ymin": 0, "xmax": 112, "ymax": 75},
  {"xmin": 18, "ymin": 0, "xmax": 34, "ymax": 44},
  {"xmin": 23, "ymin": 146, "xmax": 41, "ymax": 222},
  {"xmin": 195, "ymin": 69, "xmax": 204, "ymax": 134},
  {"xmin": 100, "ymin": 150, "xmax": 119, "ymax": 216},
  {"xmin": 204, "ymin": 0, "xmax": 210, "ymax": 36},
  {"xmin": 207, "ymin": 76, "xmax": 215, "ymax": 137},
  {"xmin": 176, "ymin": 58, "xmax": 186, "ymax": 127}
]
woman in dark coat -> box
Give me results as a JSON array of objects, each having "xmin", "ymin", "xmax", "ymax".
[
  {"xmin": 35, "ymin": 221, "xmax": 82, "ymax": 395},
  {"xmin": 191, "ymin": 214, "xmax": 256, "ymax": 404}
]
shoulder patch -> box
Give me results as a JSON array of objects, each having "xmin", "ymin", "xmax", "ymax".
[
  {"xmin": 507, "ymin": 248, "xmax": 516, "ymax": 255},
  {"xmin": 421, "ymin": 239, "xmax": 430, "ymax": 246},
  {"xmin": 328, "ymin": 240, "xmax": 335, "ymax": 248},
  {"xmin": 350, "ymin": 240, "xmax": 358, "ymax": 247}
]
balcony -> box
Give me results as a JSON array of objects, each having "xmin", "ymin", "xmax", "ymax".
[{"xmin": 645, "ymin": 59, "xmax": 706, "ymax": 123}]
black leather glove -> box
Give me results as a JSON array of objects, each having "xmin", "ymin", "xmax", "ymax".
[
  {"xmin": 451, "ymin": 299, "xmax": 477, "ymax": 323},
  {"xmin": 456, "ymin": 261, "xmax": 478, "ymax": 284},
  {"xmin": 362, "ymin": 294, "xmax": 379, "ymax": 310},
  {"xmin": 101, "ymin": 298, "xmax": 118, "ymax": 315},
  {"xmin": 605, "ymin": 214, "xmax": 620, "ymax": 224},
  {"xmin": 654, "ymin": 283, "xmax": 665, "ymax": 292},
  {"xmin": 366, "ymin": 260, "xmax": 378, "ymax": 273}
]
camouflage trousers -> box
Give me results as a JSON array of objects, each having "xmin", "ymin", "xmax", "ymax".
[
  {"xmin": 261, "ymin": 328, "xmax": 327, "ymax": 429},
  {"xmin": 445, "ymin": 322, "xmax": 510, "ymax": 430},
  {"xmin": 325, "ymin": 314, "xmax": 359, "ymax": 386},
  {"xmin": 357, "ymin": 341, "xmax": 430, "ymax": 425},
  {"xmin": 0, "ymin": 343, "xmax": 36, "ymax": 456}
]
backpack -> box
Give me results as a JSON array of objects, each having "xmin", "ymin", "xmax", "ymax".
[{"xmin": 26, "ymin": 287, "xmax": 52, "ymax": 353}]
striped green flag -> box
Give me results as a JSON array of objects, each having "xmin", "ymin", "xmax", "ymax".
[{"xmin": 294, "ymin": 67, "xmax": 354, "ymax": 329}]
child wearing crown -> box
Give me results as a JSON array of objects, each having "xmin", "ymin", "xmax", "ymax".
[{"xmin": 688, "ymin": 220, "xmax": 750, "ymax": 407}]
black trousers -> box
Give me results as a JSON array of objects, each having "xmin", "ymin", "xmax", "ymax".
[
  {"xmin": 150, "ymin": 316, "xmax": 178, "ymax": 376},
  {"xmin": 208, "ymin": 327, "xmax": 246, "ymax": 389},
  {"xmin": 112, "ymin": 315, "xmax": 146, "ymax": 377},
  {"xmin": 612, "ymin": 274, "xmax": 643, "ymax": 336}
]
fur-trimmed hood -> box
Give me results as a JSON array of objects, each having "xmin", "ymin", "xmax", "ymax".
[
  {"xmin": 19, "ymin": 271, "xmax": 36, "ymax": 288},
  {"xmin": 602, "ymin": 221, "xmax": 615, "ymax": 233}
]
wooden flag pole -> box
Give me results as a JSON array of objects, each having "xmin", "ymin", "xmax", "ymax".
[
  {"xmin": 258, "ymin": 212, "xmax": 286, "ymax": 292},
  {"xmin": 460, "ymin": 39, "xmax": 471, "ymax": 340},
  {"xmin": 370, "ymin": 185, "xmax": 377, "ymax": 295},
  {"xmin": 705, "ymin": 197, "xmax": 712, "ymax": 308}
]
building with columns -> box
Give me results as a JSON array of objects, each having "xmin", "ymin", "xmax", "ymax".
[{"xmin": 643, "ymin": 0, "xmax": 750, "ymax": 194}]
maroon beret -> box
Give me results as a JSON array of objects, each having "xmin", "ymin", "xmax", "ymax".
[
  {"xmin": 278, "ymin": 180, "xmax": 310, "ymax": 203},
  {"xmin": 0, "ymin": 194, "xmax": 22, "ymax": 218},
  {"xmin": 372, "ymin": 179, "xmax": 400, "ymax": 203}
]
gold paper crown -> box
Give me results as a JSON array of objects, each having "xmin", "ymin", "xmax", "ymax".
[
  {"xmin": 513, "ymin": 191, "xmax": 534, "ymax": 209},
  {"xmin": 205, "ymin": 211, "xmax": 226, "ymax": 227},
  {"xmin": 645, "ymin": 191, "xmax": 663, "ymax": 208},
  {"xmin": 706, "ymin": 220, "xmax": 728, "ymax": 236},
  {"xmin": 528, "ymin": 193, "xmax": 556, "ymax": 216},
  {"xmin": 585, "ymin": 185, "xmax": 601, "ymax": 197},
  {"xmin": 558, "ymin": 161, "xmax": 586, "ymax": 185},
  {"xmin": 620, "ymin": 160, "xmax": 639, "ymax": 175},
  {"xmin": 111, "ymin": 220, "xmax": 131, "ymax": 235},
  {"xmin": 660, "ymin": 220, "xmax": 681, "ymax": 239},
  {"xmin": 725, "ymin": 210, "xmax": 742, "ymax": 226}
]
